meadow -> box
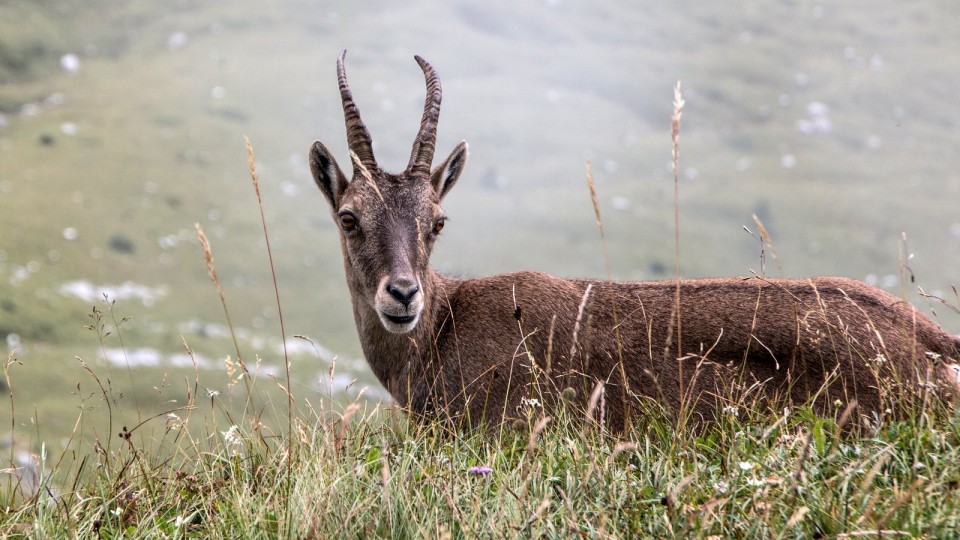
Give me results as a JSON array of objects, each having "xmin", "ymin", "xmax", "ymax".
[
  {"xmin": 4, "ymin": 327, "xmax": 960, "ymax": 537},
  {"xmin": 2, "ymin": 0, "xmax": 960, "ymax": 536}
]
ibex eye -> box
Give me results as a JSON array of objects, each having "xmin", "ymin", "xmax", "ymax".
[
  {"xmin": 433, "ymin": 218, "xmax": 445, "ymax": 235},
  {"xmin": 339, "ymin": 212, "xmax": 358, "ymax": 231}
]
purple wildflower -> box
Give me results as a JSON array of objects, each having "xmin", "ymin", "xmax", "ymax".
[{"xmin": 468, "ymin": 466, "xmax": 493, "ymax": 477}]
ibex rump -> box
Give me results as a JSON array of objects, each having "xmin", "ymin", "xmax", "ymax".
[{"xmin": 310, "ymin": 51, "xmax": 960, "ymax": 430}]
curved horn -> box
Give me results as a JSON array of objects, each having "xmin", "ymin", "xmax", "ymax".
[
  {"xmin": 337, "ymin": 50, "xmax": 378, "ymax": 173},
  {"xmin": 407, "ymin": 55, "xmax": 442, "ymax": 177}
]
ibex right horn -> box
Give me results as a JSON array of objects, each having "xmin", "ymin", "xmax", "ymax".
[{"xmin": 407, "ymin": 55, "xmax": 442, "ymax": 177}]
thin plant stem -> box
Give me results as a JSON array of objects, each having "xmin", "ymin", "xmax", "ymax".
[
  {"xmin": 195, "ymin": 223, "xmax": 256, "ymax": 421},
  {"xmin": 585, "ymin": 161, "xmax": 630, "ymax": 430},
  {"xmin": 244, "ymin": 137, "xmax": 293, "ymax": 423},
  {"xmin": 670, "ymin": 81, "xmax": 685, "ymax": 397},
  {"xmin": 244, "ymin": 136, "xmax": 295, "ymax": 536},
  {"xmin": 4, "ymin": 350, "xmax": 20, "ymax": 507}
]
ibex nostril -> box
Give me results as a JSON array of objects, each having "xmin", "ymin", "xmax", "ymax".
[{"xmin": 386, "ymin": 281, "xmax": 419, "ymax": 306}]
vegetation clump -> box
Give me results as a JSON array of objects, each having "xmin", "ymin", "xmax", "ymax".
[{"xmin": 2, "ymin": 351, "xmax": 960, "ymax": 538}]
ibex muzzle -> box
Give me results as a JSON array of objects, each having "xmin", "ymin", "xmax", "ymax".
[{"xmin": 310, "ymin": 51, "xmax": 960, "ymax": 431}]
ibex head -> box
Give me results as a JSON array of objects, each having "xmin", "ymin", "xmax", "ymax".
[{"xmin": 310, "ymin": 50, "xmax": 468, "ymax": 334}]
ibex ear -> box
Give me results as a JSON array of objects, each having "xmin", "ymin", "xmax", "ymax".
[
  {"xmin": 431, "ymin": 140, "xmax": 468, "ymax": 200},
  {"xmin": 309, "ymin": 141, "xmax": 350, "ymax": 208}
]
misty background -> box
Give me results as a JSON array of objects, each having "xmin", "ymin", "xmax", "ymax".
[{"xmin": 1, "ymin": 0, "xmax": 959, "ymax": 446}]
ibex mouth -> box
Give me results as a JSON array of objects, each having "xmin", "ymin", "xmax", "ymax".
[
  {"xmin": 384, "ymin": 313, "xmax": 417, "ymax": 325},
  {"xmin": 378, "ymin": 310, "xmax": 421, "ymax": 334}
]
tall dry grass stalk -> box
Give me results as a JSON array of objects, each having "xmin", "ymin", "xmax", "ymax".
[
  {"xmin": 245, "ymin": 136, "xmax": 301, "ymax": 537},
  {"xmin": 3, "ymin": 350, "xmax": 20, "ymax": 504},
  {"xmin": 669, "ymin": 81, "xmax": 689, "ymax": 427},
  {"xmin": 897, "ymin": 232, "xmax": 915, "ymax": 301},
  {"xmin": 585, "ymin": 160, "xmax": 605, "ymax": 247},
  {"xmin": 751, "ymin": 213, "xmax": 783, "ymax": 277},
  {"xmin": 585, "ymin": 161, "xmax": 631, "ymax": 430},
  {"xmin": 244, "ymin": 137, "xmax": 294, "ymax": 455},
  {"xmin": 195, "ymin": 223, "xmax": 256, "ymax": 418},
  {"xmin": 670, "ymin": 81, "xmax": 684, "ymax": 357}
]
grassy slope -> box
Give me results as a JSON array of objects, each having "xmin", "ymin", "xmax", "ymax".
[
  {"xmin": 0, "ymin": 0, "xmax": 959, "ymax": 533},
  {"xmin": 4, "ymin": 388, "xmax": 960, "ymax": 538}
]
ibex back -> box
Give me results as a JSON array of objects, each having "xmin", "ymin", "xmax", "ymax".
[{"xmin": 310, "ymin": 51, "xmax": 960, "ymax": 431}]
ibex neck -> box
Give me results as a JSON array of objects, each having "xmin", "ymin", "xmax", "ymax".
[{"xmin": 349, "ymin": 268, "xmax": 461, "ymax": 408}]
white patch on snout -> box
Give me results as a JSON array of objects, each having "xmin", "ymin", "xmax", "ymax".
[{"xmin": 374, "ymin": 276, "xmax": 424, "ymax": 334}]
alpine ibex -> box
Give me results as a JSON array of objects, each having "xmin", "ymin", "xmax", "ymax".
[{"xmin": 309, "ymin": 51, "xmax": 960, "ymax": 430}]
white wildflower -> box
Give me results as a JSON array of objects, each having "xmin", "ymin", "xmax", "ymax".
[
  {"xmin": 722, "ymin": 405, "xmax": 740, "ymax": 418},
  {"xmin": 516, "ymin": 397, "xmax": 542, "ymax": 413},
  {"xmin": 165, "ymin": 412, "xmax": 183, "ymax": 430},
  {"xmin": 746, "ymin": 476, "xmax": 766, "ymax": 487},
  {"xmin": 738, "ymin": 461, "xmax": 755, "ymax": 471},
  {"xmin": 222, "ymin": 425, "xmax": 240, "ymax": 444},
  {"xmin": 221, "ymin": 425, "xmax": 243, "ymax": 457}
]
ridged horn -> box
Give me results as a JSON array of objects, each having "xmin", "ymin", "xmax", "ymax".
[
  {"xmin": 407, "ymin": 55, "xmax": 442, "ymax": 177},
  {"xmin": 337, "ymin": 50, "xmax": 378, "ymax": 173}
]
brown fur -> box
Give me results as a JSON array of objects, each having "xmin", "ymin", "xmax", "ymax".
[{"xmin": 310, "ymin": 51, "xmax": 960, "ymax": 431}]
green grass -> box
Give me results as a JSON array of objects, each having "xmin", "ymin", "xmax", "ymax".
[{"xmin": 3, "ymin": 358, "xmax": 960, "ymax": 538}]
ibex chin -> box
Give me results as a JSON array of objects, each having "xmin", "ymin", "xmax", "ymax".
[{"xmin": 310, "ymin": 50, "xmax": 960, "ymax": 431}]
